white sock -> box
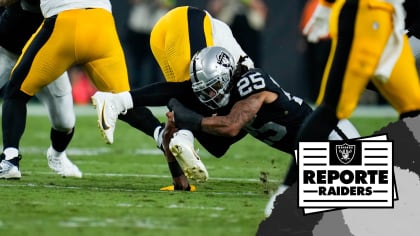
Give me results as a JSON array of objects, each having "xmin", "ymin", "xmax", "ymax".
[
  {"xmin": 153, "ymin": 126, "xmax": 163, "ymax": 148},
  {"xmin": 116, "ymin": 92, "xmax": 134, "ymax": 111},
  {"xmin": 3, "ymin": 147, "xmax": 19, "ymax": 160},
  {"xmin": 49, "ymin": 146, "xmax": 64, "ymax": 158}
]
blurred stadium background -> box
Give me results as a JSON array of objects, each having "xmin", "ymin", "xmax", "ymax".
[
  {"xmin": 0, "ymin": 0, "xmax": 397, "ymax": 106},
  {"xmin": 111, "ymin": 0, "xmax": 322, "ymax": 102}
]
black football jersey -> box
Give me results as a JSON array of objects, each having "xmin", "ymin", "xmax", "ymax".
[{"xmin": 228, "ymin": 68, "xmax": 313, "ymax": 153}]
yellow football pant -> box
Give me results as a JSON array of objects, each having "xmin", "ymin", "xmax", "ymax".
[
  {"xmin": 13, "ymin": 8, "xmax": 129, "ymax": 96},
  {"xmin": 150, "ymin": 6, "xmax": 214, "ymax": 82}
]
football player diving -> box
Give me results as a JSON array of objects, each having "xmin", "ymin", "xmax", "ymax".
[
  {"xmin": 96, "ymin": 45, "xmax": 360, "ymax": 215},
  {"xmin": 91, "ymin": 6, "xmax": 255, "ymax": 191},
  {"xmin": 165, "ymin": 46, "xmax": 360, "ymax": 216}
]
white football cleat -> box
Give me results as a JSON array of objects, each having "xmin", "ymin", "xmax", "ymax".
[
  {"xmin": 169, "ymin": 130, "xmax": 208, "ymax": 182},
  {"xmin": 91, "ymin": 91, "xmax": 122, "ymax": 144},
  {"xmin": 0, "ymin": 155, "xmax": 21, "ymax": 179},
  {"xmin": 47, "ymin": 147, "xmax": 82, "ymax": 178}
]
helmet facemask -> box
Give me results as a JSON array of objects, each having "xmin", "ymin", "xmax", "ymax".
[{"xmin": 190, "ymin": 46, "xmax": 235, "ymax": 110}]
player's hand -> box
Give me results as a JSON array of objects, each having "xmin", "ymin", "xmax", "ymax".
[
  {"xmin": 167, "ymin": 98, "xmax": 203, "ymax": 131},
  {"xmin": 302, "ymin": 2, "xmax": 331, "ymax": 43},
  {"xmin": 0, "ymin": 0, "xmax": 17, "ymax": 6}
]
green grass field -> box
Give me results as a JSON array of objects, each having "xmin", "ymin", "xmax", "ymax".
[{"xmin": 0, "ymin": 106, "xmax": 397, "ymax": 236}]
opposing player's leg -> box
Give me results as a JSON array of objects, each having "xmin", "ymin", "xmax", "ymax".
[
  {"xmin": 36, "ymin": 72, "xmax": 82, "ymax": 178},
  {"xmin": 1, "ymin": 43, "xmax": 81, "ymax": 178},
  {"xmin": 0, "ymin": 47, "xmax": 25, "ymax": 178},
  {"xmin": 91, "ymin": 91, "xmax": 132, "ymax": 144},
  {"xmin": 374, "ymin": 36, "xmax": 420, "ymax": 119},
  {"xmin": 0, "ymin": 153, "xmax": 21, "ymax": 179},
  {"xmin": 91, "ymin": 91, "xmax": 161, "ymax": 145}
]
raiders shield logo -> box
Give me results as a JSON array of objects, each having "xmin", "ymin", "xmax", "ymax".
[
  {"xmin": 216, "ymin": 51, "xmax": 234, "ymax": 71},
  {"xmin": 336, "ymin": 143, "xmax": 356, "ymax": 164}
]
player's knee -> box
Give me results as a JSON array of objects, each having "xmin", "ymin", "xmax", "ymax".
[
  {"xmin": 50, "ymin": 113, "xmax": 76, "ymax": 131},
  {"xmin": 53, "ymin": 127, "xmax": 74, "ymax": 133},
  {"xmin": 52, "ymin": 123, "xmax": 75, "ymax": 132},
  {"xmin": 51, "ymin": 121, "xmax": 75, "ymax": 132}
]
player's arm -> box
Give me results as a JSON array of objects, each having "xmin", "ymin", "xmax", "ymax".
[
  {"xmin": 200, "ymin": 91, "xmax": 273, "ymax": 137},
  {"xmin": 168, "ymin": 90, "xmax": 277, "ymax": 137}
]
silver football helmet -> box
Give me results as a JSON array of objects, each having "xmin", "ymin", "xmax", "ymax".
[{"xmin": 189, "ymin": 46, "xmax": 235, "ymax": 110}]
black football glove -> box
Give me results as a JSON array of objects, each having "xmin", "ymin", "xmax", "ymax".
[{"xmin": 167, "ymin": 98, "xmax": 203, "ymax": 131}]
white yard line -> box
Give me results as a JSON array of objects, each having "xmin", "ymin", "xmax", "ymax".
[
  {"xmin": 0, "ymin": 103, "xmax": 398, "ymax": 118},
  {"xmin": 0, "ymin": 182, "xmax": 265, "ymax": 196},
  {"xmin": 0, "ymin": 146, "xmax": 282, "ymax": 183},
  {"xmin": 0, "ymin": 104, "xmax": 169, "ymax": 117},
  {"xmin": 20, "ymin": 171, "xmax": 279, "ymax": 183}
]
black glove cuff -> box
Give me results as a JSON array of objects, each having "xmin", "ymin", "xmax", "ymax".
[
  {"xmin": 168, "ymin": 98, "xmax": 203, "ymax": 131},
  {"xmin": 191, "ymin": 115, "xmax": 203, "ymax": 132}
]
